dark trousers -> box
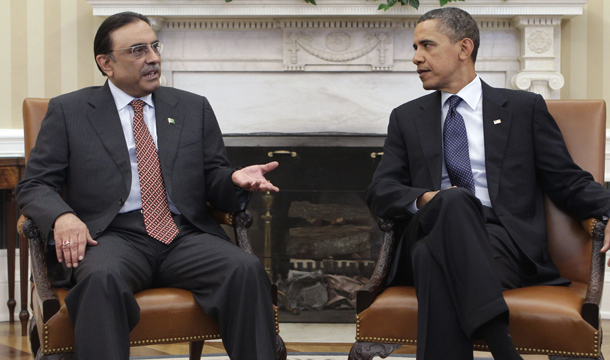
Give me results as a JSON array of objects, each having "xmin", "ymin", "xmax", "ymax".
[
  {"xmin": 57, "ymin": 211, "xmax": 276, "ymax": 360},
  {"xmin": 388, "ymin": 187, "xmax": 531, "ymax": 360}
]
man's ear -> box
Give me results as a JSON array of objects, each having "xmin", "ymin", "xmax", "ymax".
[
  {"xmin": 96, "ymin": 54, "xmax": 114, "ymax": 77},
  {"xmin": 458, "ymin": 38, "xmax": 475, "ymax": 61}
]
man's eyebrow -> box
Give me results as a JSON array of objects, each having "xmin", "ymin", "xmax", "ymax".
[
  {"xmin": 128, "ymin": 40, "xmax": 159, "ymax": 47},
  {"xmin": 413, "ymin": 39, "xmax": 434, "ymax": 49}
]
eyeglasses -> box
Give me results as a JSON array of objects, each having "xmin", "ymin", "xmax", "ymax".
[{"xmin": 109, "ymin": 41, "xmax": 163, "ymax": 58}]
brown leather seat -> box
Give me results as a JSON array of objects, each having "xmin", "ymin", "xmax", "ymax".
[
  {"xmin": 21, "ymin": 98, "xmax": 286, "ymax": 359},
  {"xmin": 350, "ymin": 100, "xmax": 607, "ymax": 360}
]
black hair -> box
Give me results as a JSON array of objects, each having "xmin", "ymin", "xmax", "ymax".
[
  {"xmin": 418, "ymin": 7, "xmax": 480, "ymax": 62},
  {"xmin": 94, "ymin": 12, "xmax": 151, "ymax": 76}
]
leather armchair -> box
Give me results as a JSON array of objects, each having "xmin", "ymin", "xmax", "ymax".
[
  {"xmin": 349, "ymin": 100, "xmax": 608, "ymax": 360},
  {"xmin": 21, "ymin": 98, "xmax": 287, "ymax": 360}
]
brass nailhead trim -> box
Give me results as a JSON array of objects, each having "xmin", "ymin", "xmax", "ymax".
[
  {"xmin": 275, "ymin": 306, "xmax": 280, "ymax": 334},
  {"xmin": 590, "ymin": 219, "xmax": 598, "ymax": 235},
  {"xmin": 43, "ymin": 333, "xmax": 222, "ymax": 354},
  {"xmin": 42, "ymin": 307, "xmax": 282, "ymax": 354}
]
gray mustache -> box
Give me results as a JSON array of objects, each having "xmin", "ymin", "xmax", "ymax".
[{"xmin": 141, "ymin": 65, "xmax": 160, "ymax": 75}]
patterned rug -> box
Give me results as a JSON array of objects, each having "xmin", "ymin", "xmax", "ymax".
[
  {"xmin": 130, "ymin": 355, "xmax": 414, "ymax": 360},
  {"xmin": 130, "ymin": 353, "xmax": 492, "ymax": 360}
]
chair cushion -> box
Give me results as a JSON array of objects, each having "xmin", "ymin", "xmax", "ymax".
[
  {"xmin": 35, "ymin": 287, "xmax": 279, "ymax": 355},
  {"xmin": 357, "ymin": 283, "xmax": 600, "ymax": 357}
]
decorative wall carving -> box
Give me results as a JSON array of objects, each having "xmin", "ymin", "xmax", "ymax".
[
  {"xmin": 164, "ymin": 19, "xmax": 279, "ymax": 30},
  {"xmin": 284, "ymin": 30, "xmax": 392, "ymax": 69},
  {"xmin": 280, "ymin": 20, "xmax": 396, "ymax": 70},
  {"xmin": 511, "ymin": 16, "xmax": 563, "ymax": 98},
  {"xmin": 511, "ymin": 71, "xmax": 565, "ymax": 99},
  {"xmin": 326, "ymin": 32, "xmax": 351, "ymax": 52},
  {"xmin": 527, "ymin": 30, "xmax": 552, "ymax": 54}
]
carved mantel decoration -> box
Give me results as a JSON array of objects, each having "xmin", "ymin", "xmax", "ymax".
[
  {"xmin": 86, "ymin": 0, "xmax": 588, "ymax": 134},
  {"xmin": 282, "ymin": 21, "xmax": 396, "ymax": 71},
  {"xmin": 511, "ymin": 16, "xmax": 565, "ymax": 99}
]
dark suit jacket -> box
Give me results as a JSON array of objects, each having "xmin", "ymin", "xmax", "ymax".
[
  {"xmin": 366, "ymin": 81, "xmax": 610, "ymax": 285},
  {"xmin": 16, "ymin": 82, "xmax": 242, "ymax": 244}
]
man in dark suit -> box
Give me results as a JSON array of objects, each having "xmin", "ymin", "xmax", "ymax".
[
  {"xmin": 367, "ymin": 7, "xmax": 610, "ymax": 360},
  {"xmin": 17, "ymin": 12, "xmax": 280, "ymax": 360}
]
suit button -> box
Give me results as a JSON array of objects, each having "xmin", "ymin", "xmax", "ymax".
[{"xmin": 118, "ymin": 199, "xmax": 125, "ymax": 205}]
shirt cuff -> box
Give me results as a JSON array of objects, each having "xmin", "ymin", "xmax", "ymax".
[{"xmin": 406, "ymin": 199, "xmax": 419, "ymax": 215}]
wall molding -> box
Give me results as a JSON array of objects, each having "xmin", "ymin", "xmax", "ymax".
[
  {"xmin": 162, "ymin": 18, "xmax": 514, "ymax": 31},
  {"xmin": 0, "ymin": 130, "xmax": 24, "ymax": 158}
]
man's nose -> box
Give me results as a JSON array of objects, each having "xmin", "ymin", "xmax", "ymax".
[
  {"xmin": 413, "ymin": 50, "xmax": 424, "ymax": 65},
  {"xmin": 146, "ymin": 48, "xmax": 161, "ymax": 63}
]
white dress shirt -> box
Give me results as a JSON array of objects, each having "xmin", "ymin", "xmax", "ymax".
[
  {"xmin": 408, "ymin": 75, "xmax": 491, "ymax": 213},
  {"xmin": 108, "ymin": 80, "xmax": 180, "ymax": 214}
]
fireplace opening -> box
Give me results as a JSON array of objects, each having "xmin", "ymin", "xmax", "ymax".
[{"xmin": 225, "ymin": 134, "xmax": 385, "ymax": 323}]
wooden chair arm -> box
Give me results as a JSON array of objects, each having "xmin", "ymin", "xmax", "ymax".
[
  {"xmin": 206, "ymin": 206, "xmax": 254, "ymax": 253},
  {"xmin": 18, "ymin": 215, "xmax": 61, "ymax": 323},
  {"xmin": 232, "ymin": 211, "xmax": 254, "ymax": 255},
  {"xmin": 356, "ymin": 218, "xmax": 397, "ymax": 314},
  {"xmin": 208, "ymin": 207, "xmax": 237, "ymax": 227},
  {"xmin": 582, "ymin": 219, "xmax": 606, "ymax": 330}
]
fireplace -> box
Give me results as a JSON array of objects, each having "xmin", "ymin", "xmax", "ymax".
[{"xmin": 224, "ymin": 134, "xmax": 384, "ymax": 322}]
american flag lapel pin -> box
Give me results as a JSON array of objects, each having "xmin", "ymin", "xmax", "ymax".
[
  {"xmin": 168, "ymin": 118, "xmax": 175, "ymax": 125},
  {"xmin": 493, "ymin": 119, "xmax": 502, "ymax": 125}
]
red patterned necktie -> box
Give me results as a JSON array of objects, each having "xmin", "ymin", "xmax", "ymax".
[{"xmin": 130, "ymin": 100, "xmax": 179, "ymax": 244}]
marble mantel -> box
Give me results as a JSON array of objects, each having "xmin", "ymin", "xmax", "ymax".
[
  {"xmin": 85, "ymin": 0, "xmax": 588, "ymax": 134},
  {"xmin": 87, "ymin": 0, "xmax": 587, "ymax": 18}
]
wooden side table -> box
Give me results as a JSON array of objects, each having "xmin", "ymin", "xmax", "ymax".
[{"xmin": 0, "ymin": 157, "xmax": 27, "ymax": 336}]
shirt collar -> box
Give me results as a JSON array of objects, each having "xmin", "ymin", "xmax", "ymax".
[
  {"xmin": 107, "ymin": 80, "xmax": 154, "ymax": 112},
  {"xmin": 441, "ymin": 75, "xmax": 482, "ymax": 111}
]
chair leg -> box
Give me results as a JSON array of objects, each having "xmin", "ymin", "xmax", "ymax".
[
  {"xmin": 189, "ymin": 341, "xmax": 205, "ymax": 360},
  {"xmin": 276, "ymin": 334, "xmax": 287, "ymax": 360},
  {"xmin": 29, "ymin": 317, "xmax": 40, "ymax": 356},
  {"xmin": 348, "ymin": 341, "xmax": 402, "ymax": 360}
]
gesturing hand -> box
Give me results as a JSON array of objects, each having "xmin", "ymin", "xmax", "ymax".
[
  {"xmin": 231, "ymin": 161, "xmax": 280, "ymax": 192},
  {"xmin": 53, "ymin": 213, "xmax": 98, "ymax": 268}
]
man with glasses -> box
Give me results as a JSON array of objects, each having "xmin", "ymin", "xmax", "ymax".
[{"xmin": 17, "ymin": 12, "xmax": 279, "ymax": 360}]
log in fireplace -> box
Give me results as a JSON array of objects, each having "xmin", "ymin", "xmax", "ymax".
[{"xmin": 224, "ymin": 134, "xmax": 384, "ymax": 323}]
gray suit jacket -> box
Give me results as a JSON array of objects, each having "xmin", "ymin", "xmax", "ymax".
[
  {"xmin": 367, "ymin": 82, "xmax": 610, "ymax": 285},
  {"xmin": 16, "ymin": 82, "xmax": 242, "ymax": 243}
]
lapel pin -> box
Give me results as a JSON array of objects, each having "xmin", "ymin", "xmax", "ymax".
[
  {"xmin": 168, "ymin": 118, "xmax": 175, "ymax": 125},
  {"xmin": 493, "ymin": 119, "xmax": 502, "ymax": 125}
]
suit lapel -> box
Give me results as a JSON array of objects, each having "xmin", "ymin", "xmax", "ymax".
[
  {"xmin": 414, "ymin": 92, "xmax": 443, "ymax": 190},
  {"xmin": 153, "ymin": 88, "xmax": 184, "ymax": 192},
  {"xmin": 481, "ymin": 81, "xmax": 512, "ymax": 203},
  {"xmin": 87, "ymin": 82, "xmax": 131, "ymax": 192}
]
